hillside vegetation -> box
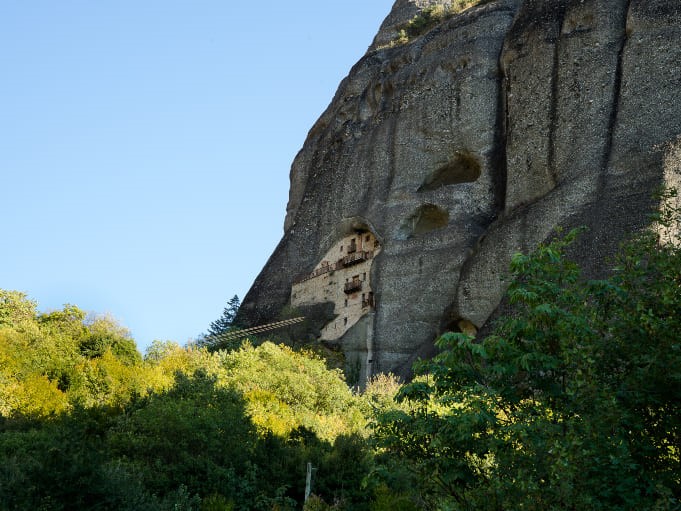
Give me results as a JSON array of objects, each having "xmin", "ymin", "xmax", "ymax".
[
  {"xmin": 1, "ymin": 190, "xmax": 679, "ymax": 510},
  {"xmin": 0, "ymin": 297, "xmax": 399, "ymax": 509}
]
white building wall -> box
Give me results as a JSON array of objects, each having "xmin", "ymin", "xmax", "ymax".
[{"xmin": 290, "ymin": 232, "xmax": 380, "ymax": 340}]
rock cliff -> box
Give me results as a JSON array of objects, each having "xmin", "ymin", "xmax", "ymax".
[{"xmin": 238, "ymin": 0, "xmax": 681, "ymax": 381}]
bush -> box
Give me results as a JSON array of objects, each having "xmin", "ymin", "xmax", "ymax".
[
  {"xmin": 384, "ymin": 1, "xmax": 490, "ymax": 48},
  {"xmin": 373, "ymin": 189, "xmax": 681, "ymax": 509}
]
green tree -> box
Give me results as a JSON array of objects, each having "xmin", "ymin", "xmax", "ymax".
[
  {"xmin": 209, "ymin": 295, "xmax": 241, "ymax": 334},
  {"xmin": 80, "ymin": 314, "xmax": 141, "ymax": 365},
  {"xmin": 0, "ymin": 290, "xmax": 37, "ymax": 328},
  {"xmin": 221, "ymin": 342, "xmax": 365, "ymax": 440},
  {"xmin": 373, "ymin": 190, "xmax": 681, "ymax": 510},
  {"xmin": 202, "ymin": 295, "xmax": 242, "ymax": 349},
  {"xmin": 38, "ymin": 304, "xmax": 87, "ymax": 338},
  {"xmin": 107, "ymin": 370, "xmax": 258, "ymax": 507},
  {"xmin": 0, "ymin": 307, "xmax": 383, "ymax": 510}
]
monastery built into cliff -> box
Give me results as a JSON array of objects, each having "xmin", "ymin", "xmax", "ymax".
[{"xmin": 291, "ymin": 231, "xmax": 380, "ymax": 341}]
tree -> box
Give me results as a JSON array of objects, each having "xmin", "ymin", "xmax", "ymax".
[
  {"xmin": 0, "ymin": 299, "xmax": 384, "ymax": 509},
  {"xmin": 107, "ymin": 370, "xmax": 259, "ymax": 507},
  {"xmin": 80, "ymin": 314, "xmax": 141, "ymax": 365},
  {"xmin": 203, "ymin": 295, "xmax": 241, "ymax": 348},
  {"xmin": 0, "ymin": 290, "xmax": 37, "ymax": 331},
  {"xmin": 373, "ymin": 190, "xmax": 681, "ymax": 510}
]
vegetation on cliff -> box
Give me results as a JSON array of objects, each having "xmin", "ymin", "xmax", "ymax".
[
  {"xmin": 1, "ymin": 191, "xmax": 679, "ymax": 509},
  {"xmin": 385, "ymin": 1, "xmax": 493, "ymax": 48}
]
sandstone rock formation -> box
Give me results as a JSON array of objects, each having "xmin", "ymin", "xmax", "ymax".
[{"xmin": 238, "ymin": 0, "xmax": 681, "ymax": 382}]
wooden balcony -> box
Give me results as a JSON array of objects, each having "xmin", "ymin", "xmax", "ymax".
[
  {"xmin": 344, "ymin": 280, "xmax": 362, "ymax": 294},
  {"xmin": 293, "ymin": 249, "xmax": 375, "ymax": 286},
  {"xmin": 292, "ymin": 261, "xmax": 342, "ymax": 285},
  {"xmin": 340, "ymin": 250, "xmax": 373, "ymax": 268}
]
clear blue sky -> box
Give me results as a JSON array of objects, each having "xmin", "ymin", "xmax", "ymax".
[{"xmin": 0, "ymin": 1, "xmax": 395, "ymax": 353}]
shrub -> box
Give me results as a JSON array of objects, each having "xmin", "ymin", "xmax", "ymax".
[{"xmin": 384, "ymin": 1, "xmax": 491, "ymax": 48}]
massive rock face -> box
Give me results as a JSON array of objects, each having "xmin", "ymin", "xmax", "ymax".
[{"xmin": 238, "ymin": 0, "xmax": 681, "ymax": 381}]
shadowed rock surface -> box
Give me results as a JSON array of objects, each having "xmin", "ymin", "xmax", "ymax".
[{"xmin": 238, "ymin": 0, "xmax": 681, "ymax": 380}]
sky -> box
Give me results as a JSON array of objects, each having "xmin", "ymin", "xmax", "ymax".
[{"xmin": 0, "ymin": 1, "xmax": 396, "ymax": 353}]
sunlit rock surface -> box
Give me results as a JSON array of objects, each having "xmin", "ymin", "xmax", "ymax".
[{"xmin": 239, "ymin": 0, "xmax": 681, "ymax": 380}]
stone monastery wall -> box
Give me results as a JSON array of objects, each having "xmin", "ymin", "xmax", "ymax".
[{"xmin": 291, "ymin": 232, "xmax": 380, "ymax": 341}]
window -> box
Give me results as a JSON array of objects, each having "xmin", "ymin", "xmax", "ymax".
[
  {"xmin": 343, "ymin": 317, "xmax": 348, "ymax": 326},
  {"xmin": 344, "ymin": 299, "xmax": 348, "ymax": 307},
  {"xmin": 363, "ymin": 272, "xmax": 366, "ymax": 280}
]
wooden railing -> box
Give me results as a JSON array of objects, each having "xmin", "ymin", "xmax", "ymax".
[
  {"xmin": 344, "ymin": 280, "xmax": 363, "ymax": 294},
  {"xmin": 341, "ymin": 250, "xmax": 373, "ymax": 268},
  {"xmin": 293, "ymin": 250, "xmax": 376, "ymax": 285}
]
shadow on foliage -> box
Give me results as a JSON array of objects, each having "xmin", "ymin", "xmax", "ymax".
[{"xmin": 0, "ymin": 368, "xmax": 375, "ymax": 511}]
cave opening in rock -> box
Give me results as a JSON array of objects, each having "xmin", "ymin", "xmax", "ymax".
[
  {"xmin": 399, "ymin": 204, "xmax": 449, "ymax": 238},
  {"xmin": 442, "ymin": 317, "xmax": 478, "ymax": 337},
  {"xmin": 418, "ymin": 150, "xmax": 482, "ymax": 192}
]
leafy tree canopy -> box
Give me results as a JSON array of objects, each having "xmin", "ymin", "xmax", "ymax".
[{"xmin": 373, "ymin": 189, "xmax": 681, "ymax": 510}]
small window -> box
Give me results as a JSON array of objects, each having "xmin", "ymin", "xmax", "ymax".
[
  {"xmin": 344, "ymin": 299, "xmax": 348, "ymax": 307},
  {"xmin": 340, "ymin": 246, "xmax": 343, "ymax": 252},
  {"xmin": 343, "ymin": 317, "xmax": 348, "ymax": 326},
  {"xmin": 363, "ymin": 272, "xmax": 366, "ymax": 280},
  {"xmin": 366, "ymin": 235, "xmax": 370, "ymax": 242}
]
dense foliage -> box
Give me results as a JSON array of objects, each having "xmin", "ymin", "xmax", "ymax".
[
  {"xmin": 373, "ymin": 190, "xmax": 681, "ymax": 509},
  {"xmin": 0, "ymin": 298, "xmax": 399, "ymax": 509},
  {"xmin": 2, "ymin": 191, "xmax": 679, "ymax": 510}
]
